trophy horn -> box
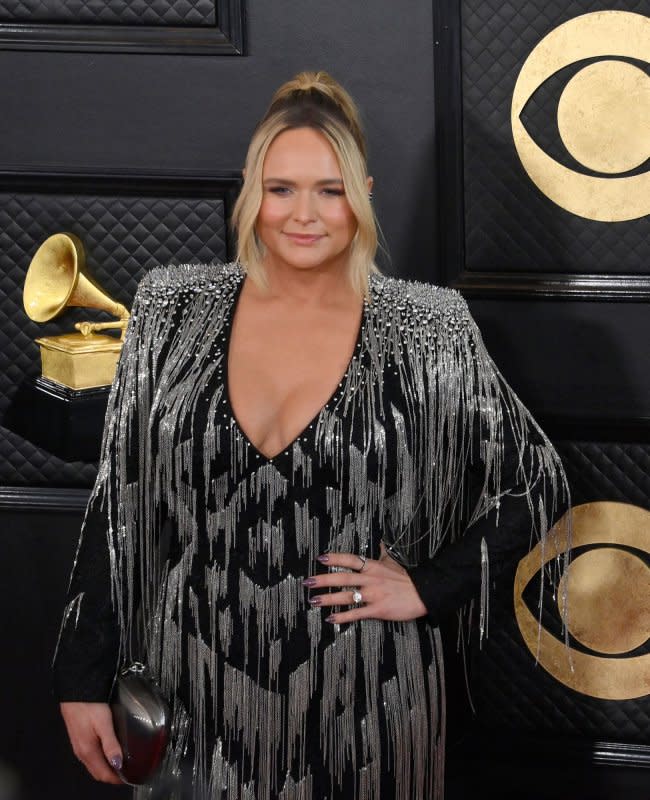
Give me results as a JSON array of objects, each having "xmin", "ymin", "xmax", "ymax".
[{"xmin": 23, "ymin": 232, "xmax": 129, "ymax": 323}]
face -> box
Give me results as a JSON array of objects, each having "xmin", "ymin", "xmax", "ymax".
[{"xmin": 256, "ymin": 127, "xmax": 359, "ymax": 275}]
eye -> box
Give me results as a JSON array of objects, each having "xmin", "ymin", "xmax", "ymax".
[
  {"xmin": 514, "ymin": 501, "xmax": 650, "ymax": 701},
  {"xmin": 511, "ymin": 10, "xmax": 650, "ymax": 222},
  {"xmin": 321, "ymin": 188, "xmax": 345, "ymax": 197},
  {"xmin": 267, "ymin": 186, "xmax": 291, "ymax": 195}
]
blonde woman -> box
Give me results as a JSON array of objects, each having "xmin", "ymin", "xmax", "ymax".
[{"xmin": 54, "ymin": 71, "xmax": 568, "ymax": 799}]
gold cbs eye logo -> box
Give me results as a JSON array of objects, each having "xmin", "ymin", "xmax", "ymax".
[
  {"xmin": 515, "ymin": 501, "xmax": 650, "ymax": 701},
  {"xmin": 511, "ymin": 11, "xmax": 650, "ymax": 222}
]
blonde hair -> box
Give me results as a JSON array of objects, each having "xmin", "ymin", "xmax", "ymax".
[{"xmin": 231, "ymin": 71, "xmax": 381, "ymax": 299}]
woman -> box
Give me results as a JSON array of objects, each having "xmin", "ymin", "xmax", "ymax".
[{"xmin": 54, "ymin": 71, "xmax": 569, "ymax": 799}]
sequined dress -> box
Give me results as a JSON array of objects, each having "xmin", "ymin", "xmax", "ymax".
[{"xmin": 53, "ymin": 262, "xmax": 567, "ymax": 800}]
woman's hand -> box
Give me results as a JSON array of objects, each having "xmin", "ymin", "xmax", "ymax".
[
  {"xmin": 59, "ymin": 702, "xmax": 123, "ymax": 784},
  {"xmin": 303, "ymin": 543, "xmax": 428, "ymax": 624}
]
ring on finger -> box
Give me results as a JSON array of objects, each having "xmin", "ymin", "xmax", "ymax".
[
  {"xmin": 352, "ymin": 589, "xmax": 363, "ymax": 605},
  {"xmin": 357, "ymin": 555, "xmax": 367, "ymax": 572}
]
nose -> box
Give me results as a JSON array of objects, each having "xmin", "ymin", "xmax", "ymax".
[{"xmin": 292, "ymin": 190, "xmax": 317, "ymax": 224}]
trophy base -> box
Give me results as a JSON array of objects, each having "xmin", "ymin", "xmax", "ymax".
[
  {"xmin": 7, "ymin": 376, "xmax": 110, "ymax": 462},
  {"xmin": 35, "ymin": 332, "xmax": 122, "ymax": 390}
]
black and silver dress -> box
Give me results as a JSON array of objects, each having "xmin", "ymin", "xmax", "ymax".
[{"xmin": 53, "ymin": 262, "xmax": 568, "ymax": 800}]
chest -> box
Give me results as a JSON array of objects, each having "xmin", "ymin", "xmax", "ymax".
[
  {"xmin": 154, "ymin": 286, "xmax": 433, "ymax": 538},
  {"xmin": 225, "ymin": 293, "xmax": 364, "ymax": 459},
  {"xmin": 230, "ymin": 311, "xmax": 355, "ymax": 392}
]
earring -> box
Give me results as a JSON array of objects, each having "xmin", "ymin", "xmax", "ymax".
[{"xmin": 368, "ymin": 192, "xmax": 373, "ymax": 201}]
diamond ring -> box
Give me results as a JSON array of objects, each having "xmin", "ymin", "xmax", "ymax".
[{"xmin": 352, "ymin": 590, "xmax": 363, "ymax": 604}]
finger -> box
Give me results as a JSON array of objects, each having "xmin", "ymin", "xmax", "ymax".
[
  {"xmin": 317, "ymin": 552, "xmax": 376, "ymax": 572},
  {"xmin": 304, "ymin": 572, "xmax": 371, "ymax": 590},
  {"xmin": 73, "ymin": 737, "xmax": 123, "ymax": 784},
  {"xmin": 62, "ymin": 703, "xmax": 124, "ymax": 785},
  {"xmin": 95, "ymin": 709, "xmax": 123, "ymax": 776},
  {"xmin": 87, "ymin": 761, "xmax": 124, "ymax": 785},
  {"xmin": 309, "ymin": 589, "xmax": 372, "ymax": 608},
  {"xmin": 379, "ymin": 542, "xmax": 405, "ymax": 570},
  {"xmin": 325, "ymin": 605, "xmax": 375, "ymax": 624}
]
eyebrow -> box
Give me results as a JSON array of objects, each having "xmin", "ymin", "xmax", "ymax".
[{"xmin": 262, "ymin": 178, "xmax": 344, "ymax": 187}]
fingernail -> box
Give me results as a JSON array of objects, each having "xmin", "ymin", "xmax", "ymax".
[
  {"xmin": 109, "ymin": 755, "xmax": 122, "ymax": 771},
  {"xmin": 303, "ymin": 577, "xmax": 317, "ymax": 587},
  {"xmin": 325, "ymin": 615, "xmax": 336, "ymax": 623},
  {"xmin": 309, "ymin": 596, "xmax": 322, "ymax": 606},
  {"xmin": 316, "ymin": 554, "xmax": 329, "ymax": 563}
]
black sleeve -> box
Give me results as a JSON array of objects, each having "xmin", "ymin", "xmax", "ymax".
[
  {"xmin": 53, "ymin": 498, "xmax": 121, "ymax": 701},
  {"xmin": 404, "ymin": 304, "xmax": 569, "ymax": 628},
  {"xmin": 52, "ymin": 278, "xmax": 150, "ymax": 702},
  {"xmin": 405, "ymin": 403, "xmax": 560, "ymax": 627}
]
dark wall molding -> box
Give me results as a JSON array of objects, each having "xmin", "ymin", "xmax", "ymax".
[
  {"xmin": 454, "ymin": 271, "xmax": 650, "ymax": 302},
  {"xmin": 0, "ymin": 0, "xmax": 245, "ymax": 55},
  {"xmin": 0, "ymin": 166, "xmax": 242, "ymax": 260},
  {"xmin": 432, "ymin": 0, "xmax": 650, "ymax": 303},
  {"xmin": 433, "ymin": 0, "xmax": 465, "ymax": 293},
  {"xmin": 0, "ymin": 485, "xmax": 89, "ymax": 511},
  {"xmin": 464, "ymin": 733, "xmax": 650, "ymax": 770},
  {"xmin": 590, "ymin": 741, "xmax": 650, "ymax": 770},
  {"xmin": 0, "ymin": 165, "xmax": 242, "ymax": 198}
]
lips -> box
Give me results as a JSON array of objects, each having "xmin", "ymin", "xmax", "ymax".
[{"xmin": 283, "ymin": 233, "xmax": 324, "ymax": 244}]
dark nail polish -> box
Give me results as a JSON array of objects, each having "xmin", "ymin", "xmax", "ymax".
[
  {"xmin": 316, "ymin": 554, "xmax": 329, "ymax": 563},
  {"xmin": 309, "ymin": 596, "xmax": 322, "ymax": 606},
  {"xmin": 109, "ymin": 755, "xmax": 123, "ymax": 771},
  {"xmin": 303, "ymin": 577, "xmax": 317, "ymax": 587}
]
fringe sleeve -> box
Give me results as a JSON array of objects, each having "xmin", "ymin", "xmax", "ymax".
[
  {"xmin": 52, "ymin": 271, "xmax": 157, "ymax": 701},
  {"xmin": 404, "ymin": 295, "xmax": 570, "ymax": 634}
]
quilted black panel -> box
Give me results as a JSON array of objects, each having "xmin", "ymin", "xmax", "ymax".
[
  {"xmin": 554, "ymin": 441, "xmax": 650, "ymax": 509},
  {"xmin": 474, "ymin": 440, "xmax": 650, "ymax": 744},
  {"xmin": 461, "ymin": 0, "xmax": 650, "ymax": 274},
  {"xmin": 0, "ymin": 187, "xmax": 228, "ymax": 488},
  {"xmin": 0, "ymin": 0, "xmax": 215, "ymax": 26}
]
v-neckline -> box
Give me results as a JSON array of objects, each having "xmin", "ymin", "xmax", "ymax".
[{"xmin": 223, "ymin": 271, "xmax": 367, "ymax": 464}]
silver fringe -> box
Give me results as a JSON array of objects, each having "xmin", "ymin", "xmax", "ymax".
[{"xmin": 60, "ymin": 262, "xmax": 570, "ymax": 799}]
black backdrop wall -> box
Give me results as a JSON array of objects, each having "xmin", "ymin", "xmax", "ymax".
[
  {"xmin": 0, "ymin": 2, "xmax": 438, "ymax": 284},
  {"xmin": 0, "ymin": 2, "xmax": 648, "ymax": 799}
]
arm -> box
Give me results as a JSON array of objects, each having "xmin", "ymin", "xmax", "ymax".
[
  {"xmin": 405, "ymin": 391, "xmax": 567, "ymax": 627},
  {"xmin": 307, "ymin": 382, "xmax": 567, "ymax": 627},
  {"xmin": 53, "ymin": 274, "xmax": 154, "ymax": 781},
  {"xmin": 53, "ymin": 500, "xmax": 121, "ymax": 702},
  {"xmin": 406, "ymin": 304, "xmax": 569, "ymax": 629},
  {"xmin": 55, "ymin": 494, "xmax": 124, "ymax": 783}
]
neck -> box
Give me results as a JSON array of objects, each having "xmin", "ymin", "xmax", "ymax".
[{"xmin": 256, "ymin": 253, "xmax": 356, "ymax": 308}]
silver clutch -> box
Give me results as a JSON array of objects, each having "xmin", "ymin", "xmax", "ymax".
[{"xmin": 110, "ymin": 662, "xmax": 171, "ymax": 785}]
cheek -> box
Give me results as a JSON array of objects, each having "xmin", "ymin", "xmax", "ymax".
[
  {"xmin": 257, "ymin": 199, "xmax": 287, "ymax": 230},
  {"xmin": 324, "ymin": 204, "xmax": 358, "ymax": 236},
  {"xmin": 340, "ymin": 210, "xmax": 359, "ymax": 242}
]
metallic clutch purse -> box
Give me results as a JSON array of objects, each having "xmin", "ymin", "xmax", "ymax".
[{"xmin": 110, "ymin": 662, "xmax": 171, "ymax": 785}]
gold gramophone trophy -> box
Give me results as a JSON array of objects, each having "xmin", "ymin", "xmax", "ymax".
[{"xmin": 24, "ymin": 232, "xmax": 130, "ymax": 390}]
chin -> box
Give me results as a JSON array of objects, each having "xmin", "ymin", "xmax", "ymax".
[{"xmin": 276, "ymin": 250, "xmax": 340, "ymax": 272}]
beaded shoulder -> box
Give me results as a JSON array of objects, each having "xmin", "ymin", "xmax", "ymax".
[
  {"xmin": 369, "ymin": 272, "xmax": 473, "ymax": 331},
  {"xmin": 137, "ymin": 261, "xmax": 243, "ymax": 297}
]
